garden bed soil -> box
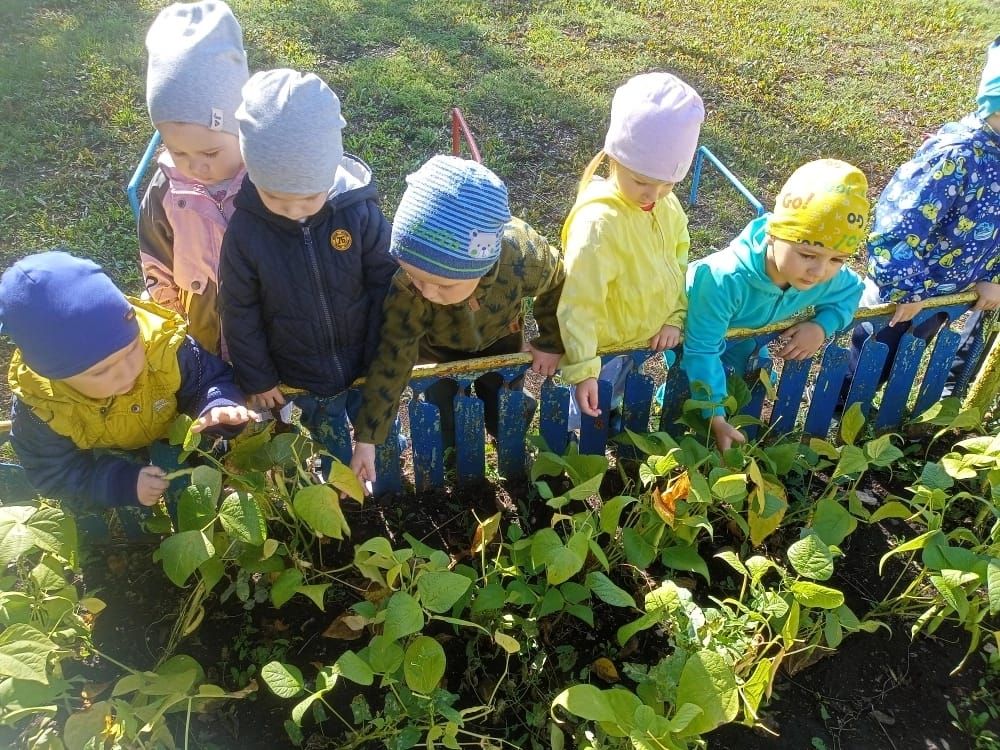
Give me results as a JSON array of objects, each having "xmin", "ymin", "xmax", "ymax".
[{"xmin": 76, "ymin": 476, "xmax": 999, "ymax": 750}]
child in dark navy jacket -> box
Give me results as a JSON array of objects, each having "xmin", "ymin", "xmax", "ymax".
[
  {"xmin": 219, "ymin": 69, "xmax": 397, "ymax": 461},
  {"xmin": 2, "ymin": 251, "xmax": 253, "ymax": 509}
]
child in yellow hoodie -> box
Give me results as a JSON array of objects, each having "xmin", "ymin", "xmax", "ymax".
[{"xmin": 558, "ymin": 72, "xmax": 704, "ymax": 428}]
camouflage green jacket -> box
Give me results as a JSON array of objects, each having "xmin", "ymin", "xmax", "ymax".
[{"xmin": 354, "ymin": 218, "xmax": 564, "ymax": 444}]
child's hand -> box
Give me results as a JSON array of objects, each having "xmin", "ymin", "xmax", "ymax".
[
  {"xmin": 776, "ymin": 321, "xmax": 826, "ymax": 360},
  {"xmin": 649, "ymin": 324, "xmax": 682, "ymax": 353},
  {"xmin": 249, "ymin": 387, "xmax": 285, "ymax": 410},
  {"xmin": 137, "ymin": 466, "xmax": 169, "ymax": 506},
  {"xmin": 350, "ymin": 443, "xmax": 376, "ymax": 493},
  {"xmin": 575, "ymin": 378, "xmax": 602, "ymax": 417},
  {"xmin": 974, "ymin": 281, "xmax": 1000, "ymax": 311},
  {"xmin": 191, "ymin": 405, "xmax": 260, "ymax": 433},
  {"xmin": 528, "ymin": 343, "xmax": 561, "ymax": 377},
  {"xmin": 710, "ymin": 416, "xmax": 746, "ymax": 452},
  {"xmin": 889, "ymin": 300, "xmax": 924, "ymax": 326}
]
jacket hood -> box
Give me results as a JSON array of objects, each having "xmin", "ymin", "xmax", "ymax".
[
  {"xmin": 234, "ymin": 152, "xmax": 380, "ymax": 230},
  {"xmin": 728, "ymin": 215, "xmax": 782, "ymax": 294}
]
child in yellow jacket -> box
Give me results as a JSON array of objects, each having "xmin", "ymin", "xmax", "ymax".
[{"xmin": 557, "ymin": 72, "xmax": 704, "ymax": 427}]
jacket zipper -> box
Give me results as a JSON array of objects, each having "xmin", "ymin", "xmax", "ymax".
[{"xmin": 302, "ymin": 226, "xmax": 346, "ymax": 388}]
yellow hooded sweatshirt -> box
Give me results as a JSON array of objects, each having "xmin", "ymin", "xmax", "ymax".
[{"xmin": 557, "ymin": 177, "xmax": 689, "ymax": 383}]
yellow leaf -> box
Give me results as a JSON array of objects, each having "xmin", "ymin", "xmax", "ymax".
[{"xmin": 592, "ymin": 657, "xmax": 620, "ymax": 683}]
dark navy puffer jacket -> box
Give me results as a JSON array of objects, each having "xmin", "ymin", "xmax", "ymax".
[{"xmin": 219, "ymin": 155, "xmax": 397, "ymax": 397}]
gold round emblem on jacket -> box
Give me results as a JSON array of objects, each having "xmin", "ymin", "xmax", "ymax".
[{"xmin": 330, "ymin": 229, "xmax": 353, "ymax": 251}]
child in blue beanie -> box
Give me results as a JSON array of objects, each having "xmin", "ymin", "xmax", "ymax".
[
  {"xmin": 1, "ymin": 251, "xmax": 255, "ymax": 508},
  {"xmin": 349, "ymin": 156, "xmax": 565, "ymax": 488},
  {"xmin": 850, "ymin": 36, "xmax": 1000, "ymax": 389}
]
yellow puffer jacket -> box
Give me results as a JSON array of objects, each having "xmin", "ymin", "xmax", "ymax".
[{"xmin": 9, "ymin": 298, "xmax": 186, "ymax": 450}]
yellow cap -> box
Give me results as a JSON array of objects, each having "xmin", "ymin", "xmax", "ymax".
[{"xmin": 767, "ymin": 159, "xmax": 870, "ymax": 255}]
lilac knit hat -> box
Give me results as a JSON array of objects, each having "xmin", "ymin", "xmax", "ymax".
[{"xmin": 604, "ymin": 72, "xmax": 705, "ymax": 183}]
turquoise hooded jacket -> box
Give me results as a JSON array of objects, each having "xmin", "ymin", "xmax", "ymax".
[{"xmin": 682, "ymin": 215, "xmax": 864, "ymax": 414}]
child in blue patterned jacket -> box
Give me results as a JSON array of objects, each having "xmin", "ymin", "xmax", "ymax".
[{"xmin": 850, "ymin": 36, "xmax": 1000, "ymax": 386}]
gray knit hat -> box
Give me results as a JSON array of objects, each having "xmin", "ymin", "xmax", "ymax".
[
  {"xmin": 145, "ymin": 1, "xmax": 249, "ymax": 135},
  {"xmin": 237, "ymin": 69, "xmax": 346, "ymax": 194}
]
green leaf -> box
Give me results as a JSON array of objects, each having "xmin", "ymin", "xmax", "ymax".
[
  {"xmin": 711, "ymin": 473, "xmax": 748, "ymax": 501},
  {"xmin": 291, "ymin": 691, "xmax": 326, "ymax": 726},
  {"xmin": 297, "ymin": 584, "xmax": 330, "ymax": 611},
  {"xmin": 367, "ymin": 636, "xmax": 405, "ymax": 674},
  {"xmin": 416, "ymin": 571, "xmax": 472, "ymax": 614},
  {"xmin": 585, "ymin": 572, "xmax": 636, "ymax": 608},
  {"xmin": 839, "ymin": 402, "xmax": 866, "ymax": 445},
  {"xmin": 551, "ymin": 684, "xmax": 616, "ymax": 723},
  {"xmin": 941, "ymin": 453, "xmax": 979, "ymax": 480},
  {"xmin": 168, "ymin": 414, "xmax": 195, "ymax": 445},
  {"xmin": 788, "ymin": 531, "xmax": 835, "ymax": 580},
  {"xmin": 64, "ymin": 701, "xmax": 112, "ymax": 750},
  {"xmin": 616, "ymin": 611, "xmax": 657, "ymax": 647},
  {"xmin": 879, "ymin": 530, "xmax": 945, "ymax": 575},
  {"xmin": 869, "ymin": 501, "xmax": 914, "ymax": 523},
  {"xmin": 328, "ymin": 460, "xmax": 365, "ymax": 502},
  {"xmin": 198, "ymin": 556, "xmax": 225, "ymax": 593},
  {"xmin": 0, "ymin": 506, "xmax": 62, "ymax": 565},
  {"xmin": 190, "ymin": 465, "xmax": 222, "ymax": 503},
  {"xmin": 832, "ymin": 445, "xmax": 868, "ymax": 479},
  {"xmin": 763, "ymin": 443, "xmax": 800, "ymax": 475},
  {"xmin": 930, "ymin": 573, "xmax": 969, "ymax": 619},
  {"xmin": 788, "ymin": 581, "xmax": 844, "ymax": 609},
  {"xmin": 666, "ymin": 702, "xmax": 704, "ymax": 734},
  {"xmin": 334, "ymin": 651, "xmax": 374, "ymax": 686},
  {"xmin": 748, "ymin": 487, "xmax": 787, "ymax": 547},
  {"xmin": 403, "ymin": 636, "xmax": 445, "ymax": 695},
  {"xmin": 293, "ymin": 485, "xmax": 348, "ymax": 539},
  {"xmin": 864, "ymin": 435, "xmax": 904, "ymax": 467},
  {"xmin": 824, "ymin": 612, "xmax": 844, "ymax": 647},
  {"xmin": 675, "ymin": 650, "xmax": 739, "ymax": 736},
  {"xmin": 600, "ymin": 496, "xmax": 635, "ymax": 534},
  {"xmin": 271, "ymin": 569, "xmax": 304, "ymax": 608},
  {"xmin": 987, "ymin": 559, "xmax": 1000, "ymax": 616},
  {"xmin": 714, "ymin": 550, "xmax": 748, "ymax": 578},
  {"xmin": 810, "ymin": 497, "xmax": 857, "ymax": 547},
  {"xmin": 260, "ymin": 661, "xmax": 304, "ymax": 698},
  {"xmin": 155, "ymin": 530, "xmax": 214, "ymax": 587},
  {"xmin": 219, "ymin": 491, "xmax": 266, "ymax": 546},
  {"xmin": 660, "ymin": 545, "xmax": 710, "ymax": 583},
  {"xmin": 494, "ymin": 631, "xmax": 520, "ymax": 654},
  {"xmin": 177, "ymin": 483, "xmax": 218, "ymax": 533},
  {"xmin": 622, "ymin": 527, "xmax": 656, "ymax": 568},
  {"xmin": 620, "ymin": 428, "xmax": 679, "ymax": 456},
  {"xmin": 543, "ymin": 545, "xmax": 585, "ymax": 586},
  {"xmin": 538, "ymin": 587, "xmax": 565, "ymax": 618},
  {"xmin": 0, "ymin": 624, "xmax": 58, "ymax": 683},
  {"xmin": 471, "ymin": 582, "xmax": 506, "ymax": 614},
  {"xmin": 916, "ymin": 462, "xmax": 954, "ymax": 491},
  {"xmin": 383, "ymin": 593, "xmax": 424, "ymax": 642}
]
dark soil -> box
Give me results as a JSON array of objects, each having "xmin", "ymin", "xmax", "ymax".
[
  {"xmin": 710, "ymin": 476, "xmax": 999, "ymax": 750},
  {"xmin": 73, "ymin": 471, "xmax": 999, "ymax": 750}
]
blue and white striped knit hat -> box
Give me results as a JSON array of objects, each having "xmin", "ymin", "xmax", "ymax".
[{"xmin": 390, "ymin": 156, "xmax": 511, "ymax": 280}]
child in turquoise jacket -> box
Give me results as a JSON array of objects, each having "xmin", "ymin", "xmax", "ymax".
[{"xmin": 682, "ymin": 159, "xmax": 868, "ymax": 450}]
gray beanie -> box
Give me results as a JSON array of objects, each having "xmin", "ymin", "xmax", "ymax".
[
  {"xmin": 237, "ymin": 69, "xmax": 346, "ymax": 194},
  {"xmin": 145, "ymin": 1, "xmax": 249, "ymax": 135}
]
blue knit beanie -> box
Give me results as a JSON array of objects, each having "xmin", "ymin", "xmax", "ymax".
[
  {"xmin": 0, "ymin": 251, "xmax": 140, "ymax": 379},
  {"xmin": 978, "ymin": 36, "xmax": 1000, "ymax": 119},
  {"xmin": 390, "ymin": 156, "xmax": 511, "ymax": 280}
]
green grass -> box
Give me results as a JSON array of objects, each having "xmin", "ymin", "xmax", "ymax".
[{"xmin": 0, "ymin": 0, "xmax": 995, "ymax": 406}]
